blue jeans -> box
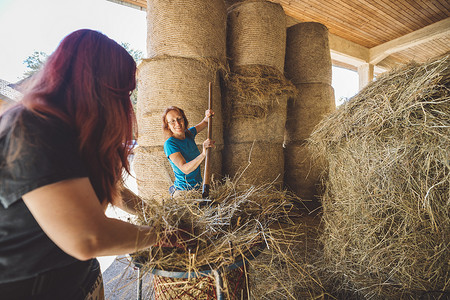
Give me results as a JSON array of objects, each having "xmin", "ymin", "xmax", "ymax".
[
  {"xmin": 169, "ymin": 185, "xmax": 200, "ymax": 197},
  {"xmin": 169, "ymin": 185, "xmax": 178, "ymax": 197}
]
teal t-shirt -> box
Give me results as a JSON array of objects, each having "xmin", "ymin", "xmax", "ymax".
[{"xmin": 164, "ymin": 127, "xmax": 202, "ymax": 190}]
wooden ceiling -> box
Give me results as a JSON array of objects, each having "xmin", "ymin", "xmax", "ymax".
[{"xmin": 109, "ymin": 0, "xmax": 450, "ymax": 71}]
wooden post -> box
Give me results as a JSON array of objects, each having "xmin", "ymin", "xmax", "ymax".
[{"xmin": 358, "ymin": 63, "xmax": 374, "ymax": 90}]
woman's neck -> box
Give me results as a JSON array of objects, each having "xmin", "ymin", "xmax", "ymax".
[{"xmin": 173, "ymin": 131, "xmax": 185, "ymax": 139}]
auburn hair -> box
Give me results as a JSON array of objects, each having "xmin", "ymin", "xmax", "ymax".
[
  {"xmin": 162, "ymin": 106, "xmax": 191, "ymax": 139},
  {"xmin": 20, "ymin": 29, "xmax": 137, "ymax": 203}
]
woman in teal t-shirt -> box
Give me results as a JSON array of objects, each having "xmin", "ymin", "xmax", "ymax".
[{"xmin": 163, "ymin": 106, "xmax": 215, "ymax": 195}]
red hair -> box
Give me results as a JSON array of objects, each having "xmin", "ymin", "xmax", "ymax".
[
  {"xmin": 21, "ymin": 29, "xmax": 137, "ymax": 203},
  {"xmin": 162, "ymin": 106, "xmax": 190, "ymax": 139}
]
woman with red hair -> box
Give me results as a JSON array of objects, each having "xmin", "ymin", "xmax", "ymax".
[{"xmin": 0, "ymin": 29, "xmax": 164, "ymax": 299}]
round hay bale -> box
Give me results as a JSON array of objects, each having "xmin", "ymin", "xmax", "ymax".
[
  {"xmin": 222, "ymin": 141, "xmax": 284, "ymax": 187},
  {"xmin": 201, "ymin": 144, "xmax": 223, "ymax": 182},
  {"xmin": 284, "ymin": 143, "xmax": 323, "ymax": 209},
  {"xmin": 136, "ymin": 57, "xmax": 224, "ymax": 148},
  {"xmin": 224, "ymin": 95, "xmax": 288, "ymax": 144},
  {"xmin": 285, "ymin": 22, "xmax": 332, "ymax": 85},
  {"xmin": 309, "ymin": 55, "xmax": 450, "ymax": 298},
  {"xmin": 284, "ymin": 83, "xmax": 335, "ymax": 144},
  {"xmin": 225, "ymin": 0, "xmax": 265, "ymax": 9},
  {"xmin": 224, "ymin": 0, "xmax": 243, "ymax": 8},
  {"xmin": 227, "ymin": 1, "xmax": 286, "ymax": 73},
  {"xmin": 133, "ymin": 146, "xmax": 174, "ymax": 199},
  {"xmin": 146, "ymin": 0, "xmax": 226, "ymax": 62}
]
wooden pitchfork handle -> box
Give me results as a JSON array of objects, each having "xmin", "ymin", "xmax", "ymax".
[{"xmin": 202, "ymin": 82, "xmax": 213, "ymax": 199}]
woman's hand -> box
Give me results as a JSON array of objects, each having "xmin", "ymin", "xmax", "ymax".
[
  {"xmin": 155, "ymin": 227, "xmax": 195, "ymax": 250},
  {"xmin": 202, "ymin": 138, "xmax": 215, "ymax": 156},
  {"xmin": 204, "ymin": 109, "xmax": 214, "ymax": 122},
  {"xmin": 196, "ymin": 109, "xmax": 215, "ymax": 133}
]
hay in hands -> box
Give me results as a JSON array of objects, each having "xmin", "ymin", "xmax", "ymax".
[
  {"xmin": 130, "ymin": 176, "xmax": 328, "ymax": 299},
  {"xmin": 133, "ymin": 177, "xmax": 296, "ymax": 272},
  {"xmin": 309, "ymin": 54, "xmax": 450, "ymax": 299}
]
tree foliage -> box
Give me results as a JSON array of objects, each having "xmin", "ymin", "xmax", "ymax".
[
  {"xmin": 22, "ymin": 51, "xmax": 49, "ymax": 78},
  {"xmin": 120, "ymin": 42, "xmax": 143, "ymax": 64},
  {"xmin": 120, "ymin": 42, "xmax": 143, "ymax": 107}
]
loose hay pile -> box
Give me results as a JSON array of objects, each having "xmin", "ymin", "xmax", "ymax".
[
  {"xmin": 224, "ymin": 65, "xmax": 297, "ymax": 118},
  {"xmin": 130, "ymin": 177, "xmax": 325, "ymax": 299},
  {"xmin": 134, "ymin": 177, "xmax": 296, "ymax": 271},
  {"xmin": 309, "ymin": 54, "xmax": 450, "ymax": 299}
]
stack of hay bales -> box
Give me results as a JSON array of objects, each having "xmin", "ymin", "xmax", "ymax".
[
  {"xmin": 309, "ymin": 55, "xmax": 450, "ymax": 299},
  {"xmin": 284, "ymin": 22, "xmax": 336, "ymax": 209},
  {"xmin": 135, "ymin": 0, "xmax": 226, "ymax": 198},
  {"xmin": 224, "ymin": 0, "xmax": 295, "ymax": 186}
]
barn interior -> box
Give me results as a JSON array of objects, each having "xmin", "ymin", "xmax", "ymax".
[{"xmin": 105, "ymin": 1, "xmax": 449, "ymax": 299}]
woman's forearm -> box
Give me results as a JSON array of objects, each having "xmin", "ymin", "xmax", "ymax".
[
  {"xmin": 178, "ymin": 152, "xmax": 205, "ymax": 174},
  {"xmin": 195, "ymin": 118, "xmax": 208, "ymax": 133},
  {"xmin": 22, "ymin": 178, "xmax": 159, "ymax": 261},
  {"xmin": 79, "ymin": 217, "xmax": 157, "ymax": 260},
  {"xmin": 195, "ymin": 109, "xmax": 214, "ymax": 133},
  {"xmin": 113, "ymin": 187, "xmax": 144, "ymax": 215}
]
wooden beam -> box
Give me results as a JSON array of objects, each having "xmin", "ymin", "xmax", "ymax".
[
  {"xmin": 330, "ymin": 50, "xmax": 365, "ymax": 67},
  {"xmin": 287, "ymin": 16, "xmax": 371, "ymax": 70},
  {"xmin": 329, "ymin": 33, "xmax": 369, "ymax": 64},
  {"xmin": 106, "ymin": 0, "xmax": 145, "ymax": 10},
  {"xmin": 288, "ymin": 18, "xmax": 387, "ymax": 73},
  {"xmin": 369, "ymin": 17, "xmax": 450, "ymax": 64},
  {"xmin": 332, "ymin": 59, "xmax": 357, "ymax": 72},
  {"xmin": 328, "ymin": 34, "xmax": 385, "ymax": 74}
]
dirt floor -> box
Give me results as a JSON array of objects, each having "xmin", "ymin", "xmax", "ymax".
[
  {"xmin": 100, "ymin": 167, "xmax": 155, "ymax": 300},
  {"xmin": 102, "ymin": 255, "xmax": 154, "ymax": 300}
]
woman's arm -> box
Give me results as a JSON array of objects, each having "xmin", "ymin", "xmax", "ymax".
[
  {"xmin": 169, "ymin": 138, "xmax": 215, "ymax": 174},
  {"xmin": 111, "ymin": 186, "xmax": 144, "ymax": 215},
  {"xmin": 169, "ymin": 150, "xmax": 206, "ymax": 175},
  {"xmin": 22, "ymin": 177, "xmax": 158, "ymax": 261},
  {"xmin": 194, "ymin": 109, "xmax": 214, "ymax": 133}
]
